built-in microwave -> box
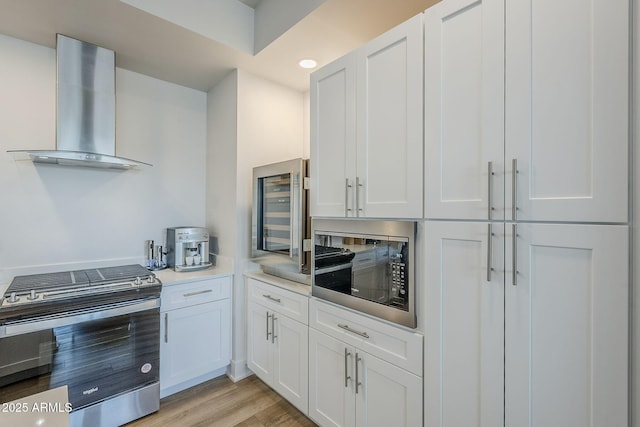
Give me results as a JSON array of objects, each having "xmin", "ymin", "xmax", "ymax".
[
  {"xmin": 312, "ymin": 219, "xmax": 416, "ymax": 328},
  {"xmin": 251, "ymin": 158, "xmax": 311, "ymax": 283}
]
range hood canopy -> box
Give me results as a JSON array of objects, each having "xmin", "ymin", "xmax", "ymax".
[{"xmin": 8, "ymin": 34, "xmax": 151, "ymax": 170}]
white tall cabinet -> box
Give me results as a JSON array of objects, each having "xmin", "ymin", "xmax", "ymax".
[
  {"xmin": 310, "ymin": 14, "xmax": 423, "ymax": 219},
  {"xmin": 424, "ymin": 0, "xmax": 630, "ymax": 425}
]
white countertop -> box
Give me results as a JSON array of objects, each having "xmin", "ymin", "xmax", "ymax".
[
  {"xmin": 155, "ymin": 261, "xmax": 233, "ymax": 287},
  {"xmin": 244, "ymin": 270, "xmax": 311, "ymax": 297}
]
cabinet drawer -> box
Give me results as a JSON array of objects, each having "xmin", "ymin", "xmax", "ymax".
[
  {"xmin": 162, "ymin": 276, "xmax": 231, "ymax": 311},
  {"xmin": 309, "ymin": 298, "xmax": 422, "ymax": 376},
  {"xmin": 247, "ymin": 278, "xmax": 308, "ymax": 325}
]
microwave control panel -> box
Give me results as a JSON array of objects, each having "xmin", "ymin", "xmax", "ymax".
[{"xmin": 390, "ymin": 258, "xmax": 408, "ymax": 307}]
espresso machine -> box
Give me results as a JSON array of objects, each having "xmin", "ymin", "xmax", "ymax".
[{"xmin": 166, "ymin": 227, "xmax": 213, "ymax": 272}]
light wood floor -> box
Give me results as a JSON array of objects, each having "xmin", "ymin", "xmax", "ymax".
[{"xmin": 126, "ymin": 375, "xmax": 317, "ymax": 427}]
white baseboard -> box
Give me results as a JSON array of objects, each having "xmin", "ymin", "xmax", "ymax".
[{"xmin": 227, "ymin": 359, "xmax": 252, "ymax": 383}]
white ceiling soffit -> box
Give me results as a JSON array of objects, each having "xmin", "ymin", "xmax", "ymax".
[{"xmin": 119, "ymin": 0, "xmax": 325, "ymax": 55}]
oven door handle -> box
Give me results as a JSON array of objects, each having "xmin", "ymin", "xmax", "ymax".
[{"xmin": 0, "ymin": 298, "xmax": 160, "ymax": 337}]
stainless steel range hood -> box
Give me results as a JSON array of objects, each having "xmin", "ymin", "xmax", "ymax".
[{"xmin": 8, "ymin": 35, "xmax": 151, "ymax": 169}]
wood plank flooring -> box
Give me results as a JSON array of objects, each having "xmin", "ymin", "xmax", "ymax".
[{"xmin": 126, "ymin": 375, "xmax": 317, "ymax": 427}]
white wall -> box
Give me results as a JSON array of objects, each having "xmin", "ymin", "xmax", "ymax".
[
  {"xmin": 0, "ymin": 34, "xmax": 207, "ymax": 282},
  {"xmin": 206, "ymin": 69, "xmax": 305, "ymax": 380}
]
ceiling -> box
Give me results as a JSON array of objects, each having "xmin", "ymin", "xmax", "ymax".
[{"xmin": 0, "ymin": 0, "xmax": 440, "ymax": 93}]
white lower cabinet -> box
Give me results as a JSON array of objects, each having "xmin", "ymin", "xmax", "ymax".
[
  {"xmin": 309, "ymin": 300, "xmax": 422, "ymax": 427},
  {"xmin": 246, "ymin": 278, "xmax": 309, "ymax": 414},
  {"xmin": 160, "ymin": 276, "xmax": 232, "ymax": 397},
  {"xmin": 425, "ymin": 221, "xmax": 629, "ymax": 426}
]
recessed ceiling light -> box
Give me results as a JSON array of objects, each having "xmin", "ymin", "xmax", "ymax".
[{"xmin": 298, "ymin": 59, "xmax": 318, "ymax": 69}]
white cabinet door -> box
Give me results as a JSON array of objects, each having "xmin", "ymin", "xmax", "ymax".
[
  {"xmin": 424, "ymin": 221, "xmax": 504, "ymax": 427},
  {"xmin": 505, "ymin": 224, "xmax": 629, "ymax": 426},
  {"xmin": 246, "ymin": 301, "xmax": 273, "ymax": 381},
  {"xmin": 424, "ymin": 0, "xmax": 504, "ymax": 221},
  {"xmin": 505, "ymin": 0, "xmax": 629, "ymax": 222},
  {"xmin": 356, "ymin": 13, "xmax": 423, "ymax": 219},
  {"xmin": 355, "ymin": 352, "xmax": 422, "ymax": 427},
  {"xmin": 310, "ymin": 53, "xmax": 357, "ymax": 218},
  {"xmin": 273, "ymin": 313, "xmax": 309, "ymax": 414},
  {"xmin": 160, "ymin": 299, "xmax": 231, "ymax": 391},
  {"xmin": 309, "ymin": 328, "xmax": 356, "ymax": 427}
]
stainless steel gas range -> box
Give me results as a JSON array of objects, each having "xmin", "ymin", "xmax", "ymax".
[{"xmin": 0, "ymin": 264, "xmax": 162, "ymax": 427}]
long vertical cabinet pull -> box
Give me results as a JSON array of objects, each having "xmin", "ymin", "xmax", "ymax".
[
  {"xmin": 345, "ymin": 179, "xmax": 353, "ymax": 216},
  {"xmin": 356, "ymin": 177, "xmax": 363, "ymax": 215},
  {"xmin": 355, "ymin": 353, "xmax": 362, "ymax": 394},
  {"xmin": 271, "ymin": 315, "xmax": 277, "ymax": 343},
  {"xmin": 164, "ymin": 313, "xmax": 168, "ymax": 343},
  {"xmin": 266, "ymin": 312, "xmax": 272, "ymax": 341},
  {"xmin": 344, "ymin": 348, "xmax": 352, "ymax": 387},
  {"xmin": 487, "ymin": 224, "xmax": 493, "ymax": 282},
  {"xmin": 487, "ymin": 161, "xmax": 494, "ymax": 219},
  {"xmin": 511, "ymin": 158, "xmax": 518, "ymax": 220},
  {"xmin": 512, "ymin": 224, "xmax": 518, "ymax": 286}
]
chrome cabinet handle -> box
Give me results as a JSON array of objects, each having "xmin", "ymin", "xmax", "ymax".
[
  {"xmin": 344, "ymin": 348, "xmax": 352, "ymax": 388},
  {"xmin": 183, "ymin": 289, "xmax": 213, "ymax": 298},
  {"xmin": 512, "ymin": 158, "xmax": 518, "ymax": 220},
  {"xmin": 356, "ymin": 177, "xmax": 363, "ymax": 214},
  {"xmin": 271, "ymin": 314, "xmax": 277, "ymax": 343},
  {"xmin": 266, "ymin": 312, "xmax": 272, "ymax": 341},
  {"xmin": 512, "ymin": 224, "xmax": 518, "ymax": 286},
  {"xmin": 164, "ymin": 313, "xmax": 168, "ymax": 343},
  {"xmin": 487, "ymin": 161, "xmax": 494, "ymax": 219},
  {"xmin": 262, "ymin": 294, "xmax": 281, "ymax": 303},
  {"xmin": 346, "ymin": 178, "xmax": 353, "ymax": 215},
  {"xmin": 355, "ymin": 353, "xmax": 362, "ymax": 394},
  {"xmin": 338, "ymin": 323, "xmax": 370, "ymax": 339},
  {"xmin": 487, "ymin": 223, "xmax": 493, "ymax": 282}
]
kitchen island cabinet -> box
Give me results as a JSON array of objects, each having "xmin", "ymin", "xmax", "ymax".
[
  {"xmin": 310, "ymin": 13, "xmax": 423, "ymax": 219},
  {"xmin": 308, "ymin": 299, "xmax": 422, "ymax": 427},
  {"xmin": 246, "ymin": 275, "xmax": 310, "ymax": 414},
  {"xmin": 158, "ymin": 274, "xmax": 232, "ymax": 398}
]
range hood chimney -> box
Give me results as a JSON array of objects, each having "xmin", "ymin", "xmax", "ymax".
[{"xmin": 8, "ymin": 35, "xmax": 151, "ymax": 169}]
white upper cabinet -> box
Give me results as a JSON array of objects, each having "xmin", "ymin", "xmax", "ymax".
[
  {"xmin": 425, "ymin": 0, "xmax": 629, "ymax": 222},
  {"xmin": 424, "ymin": 0, "xmax": 504, "ymax": 221},
  {"xmin": 355, "ymin": 13, "xmax": 424, "ymax": 219},
  {"xmin": 311, "ymin": 14, "xmax": 423, "ymax": 219},
  {"xmin": 310, "ymin": 54, "xmax": 357, "ymax": 218},
  {"xmin": 505, "ymin": 0, "xmax": 629, "ymax": 223}
]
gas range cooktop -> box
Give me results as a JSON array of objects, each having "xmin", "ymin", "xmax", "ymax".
[{"xmin": 0, "ymin": 264, "xmax": 162, "ymax": 321}]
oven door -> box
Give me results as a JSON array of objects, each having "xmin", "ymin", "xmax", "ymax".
[{"xmin": 0, "ymin": 299, "xmax": 160, "ymax": 411}]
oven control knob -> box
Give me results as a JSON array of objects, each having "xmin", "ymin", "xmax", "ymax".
[
  {"xmin": 27, "ymin": 289, "xmax": 37, "ymax": 300},
  {"xmin": 9, "ymin": 292, "xmax": 18, "ymax": 303},
  {"xmin": 147, "ymin": 276, "xmax": 155, "ymax": 284},
  {"xmin": 135, "ymin": 277, "xmax": 142, "ymax": 286}
]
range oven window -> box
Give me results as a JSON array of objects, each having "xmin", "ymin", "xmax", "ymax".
[
  {"xmin": 0, "ymin": 307, "xmax": 159, "ymax": 411},
  {"xmin": 314, "ymin": 234, "xmax": 409, "ymax": 311}
]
